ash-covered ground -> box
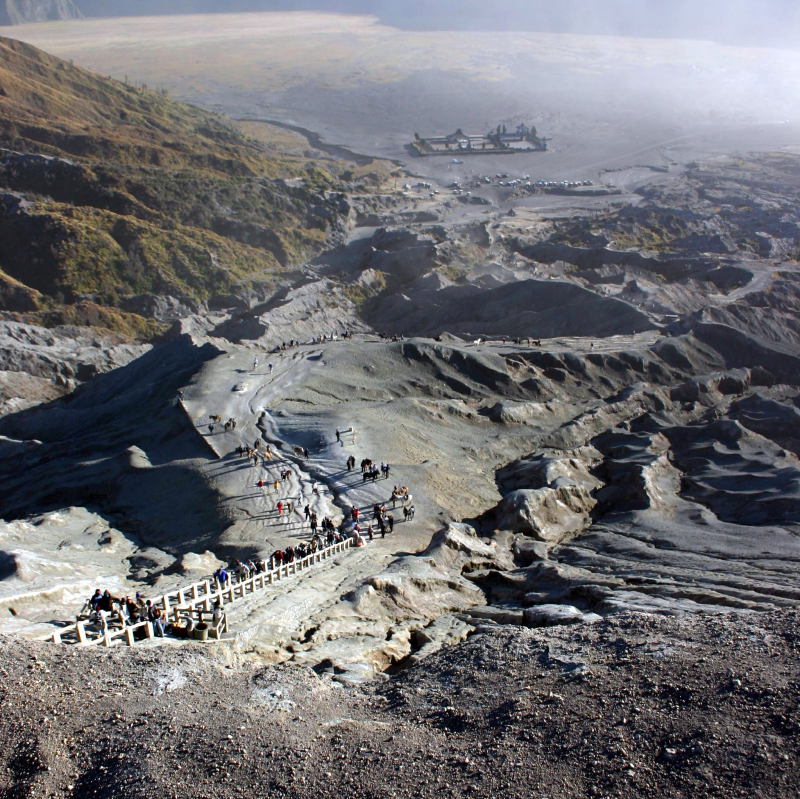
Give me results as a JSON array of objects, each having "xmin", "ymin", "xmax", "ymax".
[
  {"xmin": 1, "ymin": 144, "xmax": 799, "ymax": 795},
  {"xmin": 0, "ymin": 609, "xmax": 797, "ymax": 799},
  {"xmin": 0, "ymin": 13, "xmax": 799, "ymax": 796}
]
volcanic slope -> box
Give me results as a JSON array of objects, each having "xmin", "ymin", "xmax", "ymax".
[
  {"xmin": 0, "ymin": 35, "xmax": 360, "ymax": 337},
  {"xmin": 1, "ymin": 314, "xmax": 798, "ymax": 678}
]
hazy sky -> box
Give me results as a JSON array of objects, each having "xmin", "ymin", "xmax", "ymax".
[{"xmin": 76, "ymin": 1, "xmax": 800, "ymax": 48}]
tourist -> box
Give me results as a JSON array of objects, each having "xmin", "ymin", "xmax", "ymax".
[
  {"xmin": 146, "ymin": 601, "xmax": 165, "ymax": 637},
  {"xmin": 212, "ymin": 601, "xmax": 224, "ymax": 629},
  {"xmin": 86, "ymin": 589, "xmax": 102, "ymax": 613},
  {"xmin": 125, "ymin": 596, "xmax": 139, "ymax": 623}
]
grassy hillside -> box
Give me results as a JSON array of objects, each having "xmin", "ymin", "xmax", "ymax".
[{"xmin": 0, "ymin": 36, "xmax": 350, "ymax": 337}]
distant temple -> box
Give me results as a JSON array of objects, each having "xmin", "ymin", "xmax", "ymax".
[{"xmin": 410, "ymin": 123, "xmax": 548, "ymax": 156}]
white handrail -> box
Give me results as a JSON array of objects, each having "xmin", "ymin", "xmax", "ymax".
[{"xmin": 45, "ymin": 537, "xmax": 361, "ymax": 647}]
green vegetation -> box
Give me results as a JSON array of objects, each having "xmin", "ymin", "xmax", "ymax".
[
  {"xmin": 342, "ymin": 271, "xmax": 389, "ymax": 310},
  {"xmin": 0, "ymin": 36, "xmax": 355, "ymax": 339}
]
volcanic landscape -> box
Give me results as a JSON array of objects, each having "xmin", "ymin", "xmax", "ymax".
[{"xmin": 0, "ymin": 9, "xmax": 798, "ymax": 799}]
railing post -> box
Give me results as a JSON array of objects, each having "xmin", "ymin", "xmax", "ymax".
[
  {"xmin": 125, "ymin": 626, "xmax": 135, "ymax": 646},
  {"xmin": 103, "ymin": 630, "xmax": 112, "ymax": 647},
  {"xmin": 52, "ymin": 630, "xmax": 62, "ymax": 644},
  {"xmin": 76, "ymin": 621, "xmax": 87, "ymax": 645},
  {"xmin": 192, "ymin": 584, "xmax": 200, "ymax": 601},
  {"xmin": 178, "ymin": 589, "xmax": 186, "ymax": 605},
  {"xmin": 163, "ymin": 595, "xmax": 171, "ymax": 615},
  {"xmin": 145, "ymin": 622, "xmax": 154, "ymax": 639}
]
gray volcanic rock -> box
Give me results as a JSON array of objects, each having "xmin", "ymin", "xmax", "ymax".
[
  {"xmin": 0, "ymin": 321, "xmax": 148, "ymax": 414},
  {"xmin": 492, "ymin": 485, "xmax": 596, "ymax": 544},
  {"xmin": 119, "ymin": 294, "xmax": 203, "ymax": 323},
  {"xmin": 208, "ymin": 278, "xmax": 368, "ymax": 346},
  {"xmin": 730, "ymin": 393, "xmax": 800, "ymax": 455},
  {"xmin": 0, "ymin": 336, "xmax": 225, "ymax": 553},
  {"xmin": 522, "ymin": 603, "xmax": 601, "ymax": 626}
]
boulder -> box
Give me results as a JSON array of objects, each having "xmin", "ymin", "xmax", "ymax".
[
  {"xmin": 494, "ymin": 485, "xmax": 596, "ymax": 544},
  {"xmin": 178, "ymin": 551, "xmax": 227, "ymax": 575}
]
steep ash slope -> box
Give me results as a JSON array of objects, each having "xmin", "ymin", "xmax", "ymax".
[{"xmin": 1, "ymin": 321, "xmax": 798, "ymax": 677}]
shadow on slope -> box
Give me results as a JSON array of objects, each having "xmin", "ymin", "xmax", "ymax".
[
  {"xmin": 0, "ymin": 335, "xmax": 230, "ymax": 553},
  {"xmin": 365, "ymin": 279, "xmax": 656, "ymax": 339}
]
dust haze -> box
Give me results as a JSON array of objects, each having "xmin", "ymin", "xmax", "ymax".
[
  {"xmin": 5, "ymin": 4, "xmax": 800, "ymax": 183},
  {"xmin": 75, "ymin": 1, "xmax": 800, "ymax": 48}
]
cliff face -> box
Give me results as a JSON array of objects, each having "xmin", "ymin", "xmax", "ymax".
[{"xmin": 0, "ymin": 0, "xmax": 82, "ymax": 25}]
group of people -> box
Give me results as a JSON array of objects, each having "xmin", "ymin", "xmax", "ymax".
[
  {"xmin": 341, "ymin": 502, "xmax": 393, "ymax": 540},
  {"xmin": 239, "ymin": 440, "xmax": 275, "ymax": 466},
  {"xmin": 83, "ymin": 589, "xmax": 167, "ymax": 636},
  {"xmin": 253, "ymin": 357, "xmax": 273, "ymax": 372},
  {"xmin": 272, "ymin": 339, "xmax": 301, "ymax": 352},
  {"xmin": 269, "ymin": 528, "xmax": 352, "ymax": 567},
  {"xmin": 213, "ymin": 558, "xmax": 273, "ymax": 588},
  {"xmin": 357, "ymin": 458, "xmax": 391, "ymax": 482},
  {"xmin": 207, "ymin": 415, "xmax": 238, "ymax": 435},
  {"xmin": 391, "ymin": 485, "xmax": 413, "ymax": 507},
  {"xmin": 311, "ymin": 330, "xmax": 352, "ymax": 344}
]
